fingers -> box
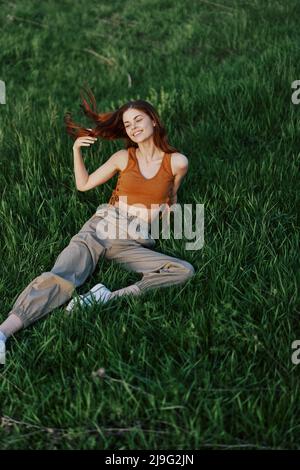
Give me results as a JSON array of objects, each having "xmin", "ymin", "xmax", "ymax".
[
  {"xmin": 82, "ymin": 137, "xmax": 97, "ymax": 143},
  {"xmin": 79, "ymin": 137, "xmax": 97, "ymax": 146},
  {"xmin": 73, "ymin": 135, "xmax": 97, "ymax": 151}
]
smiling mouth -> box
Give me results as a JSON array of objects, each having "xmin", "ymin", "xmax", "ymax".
[{"xmin": 132, "ymin": 130, "xmax": 143, "ymax": 136}]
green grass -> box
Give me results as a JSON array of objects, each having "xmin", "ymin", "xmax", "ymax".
[{"xmin": 0, "ymin": 0, "xmax": 299, "ymax": 450}]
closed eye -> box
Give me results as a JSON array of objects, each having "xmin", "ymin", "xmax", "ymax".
[{"xmin": 125, "ymin": 118, "xmax": 143, "ymax": 128}]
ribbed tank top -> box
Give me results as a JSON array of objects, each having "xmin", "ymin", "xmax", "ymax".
[{"xmin": 108, "ymin": 146, "xmax": 175, "ymax": 208}]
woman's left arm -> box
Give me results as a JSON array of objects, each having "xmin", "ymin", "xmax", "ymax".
[{"xmin": 169, "ymin": 153, "xmax": 189, "ymax": 204}]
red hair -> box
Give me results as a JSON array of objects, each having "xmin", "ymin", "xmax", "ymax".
[{"xmin": 64, "ymin": 87, "xmax": 179, "ymax": 154}]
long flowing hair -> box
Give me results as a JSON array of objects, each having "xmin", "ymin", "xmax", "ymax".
[{"xmin": 64, "ymin": 87, "xmax": 179, "ymax": 154}]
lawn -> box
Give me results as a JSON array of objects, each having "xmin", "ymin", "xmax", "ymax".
[{"xmin": 0, "ymin": 0, "xmax": 299, "ymax": 450}]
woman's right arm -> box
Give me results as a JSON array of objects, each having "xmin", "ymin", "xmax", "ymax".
[{"xmin": 73, "ymin": 136, "xmax": 123, "ymax": 191}]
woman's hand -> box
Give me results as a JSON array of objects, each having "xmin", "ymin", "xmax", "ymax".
[
  {"xmin": 73, "ymin": 135, "xmax": 97, "ymax": 151},
  {"xmin": 162, "ymin": 193, "xmax": 178, "ymax": 221},
  {"xmin": 169, "ymin": 193, "xmax": 178, "ymax": 205}
]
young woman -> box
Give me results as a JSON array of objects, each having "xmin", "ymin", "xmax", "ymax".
[{"xmin": 0, "ymin": 88, "xmax": 195, "ymax": 365}]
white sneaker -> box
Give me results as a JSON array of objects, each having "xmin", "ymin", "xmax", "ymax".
[
  {"xmin": 65, "ymin": 283, "xmax": 111, "ymax": 313},
  {"xmin": 0, "ymin": 340, "xmax": 6, "ymax": 365}
]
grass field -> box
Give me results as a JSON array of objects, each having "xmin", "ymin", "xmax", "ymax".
[{"xmin": 0, "ymin": 0, "xmax": 299, "ymax": 450}]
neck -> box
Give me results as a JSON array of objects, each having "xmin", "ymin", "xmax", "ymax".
[{"xmin": 136, "ymin": 146, "xmax": 164, "ymax": 163}]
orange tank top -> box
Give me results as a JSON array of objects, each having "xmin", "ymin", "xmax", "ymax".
[{"xmin": 108, "ymin": 147, "xmax": 175, "ymax": 208}]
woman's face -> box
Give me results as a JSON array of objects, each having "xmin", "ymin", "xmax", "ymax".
[{"xmin": 123, "ymin": 109, "xmax": 155, "ymax": 142}]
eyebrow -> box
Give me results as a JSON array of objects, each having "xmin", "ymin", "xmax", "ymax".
[{"xmin": 123, "ymin": 114, "xmax": 143, "ymax": 124}]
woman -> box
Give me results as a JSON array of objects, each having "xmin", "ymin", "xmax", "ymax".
[{"xmin": 0, "ymin": 88, "xmax": 195, "ymax": 365}]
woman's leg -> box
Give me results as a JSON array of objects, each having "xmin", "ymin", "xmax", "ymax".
[
  {"xmin": 108, "ymin": 284, "xmax": 141, "ymax": 300},
  {"xmin": 0, "ymin": 214, "xmax": 108, "ymax": 335},
  {"xmin": 106, "ymin": 238, "xmax": 195, "ymax": 298},
  {"xmin": 76, "ymin": 208, "xmax": 195, "ymax": 302}
]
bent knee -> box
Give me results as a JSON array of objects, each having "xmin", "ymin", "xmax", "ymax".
[
  {"xmin": 184, "ymin": 262, "xmax": 195, "ymax": 279},
  {"xmin": 39, "ymin": 271, "xmax": 75, "ymax": 296},
  {"xmin": 178, "ymin": 261, "xmax": 195, "ymax": 281}
]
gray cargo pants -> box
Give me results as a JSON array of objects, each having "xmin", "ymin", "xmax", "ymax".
[{"xmin": 7, "ymin": 205, "xmax": 195, "ymax": 329}]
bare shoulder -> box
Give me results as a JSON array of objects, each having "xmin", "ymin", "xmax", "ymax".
[
  {"xmin": 109, "ymin": 149, "xmax": 129, "ymax": 172},
  {"xmin": 170, "ymin": 152, "xmax": 189, "ymax": 176}
]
